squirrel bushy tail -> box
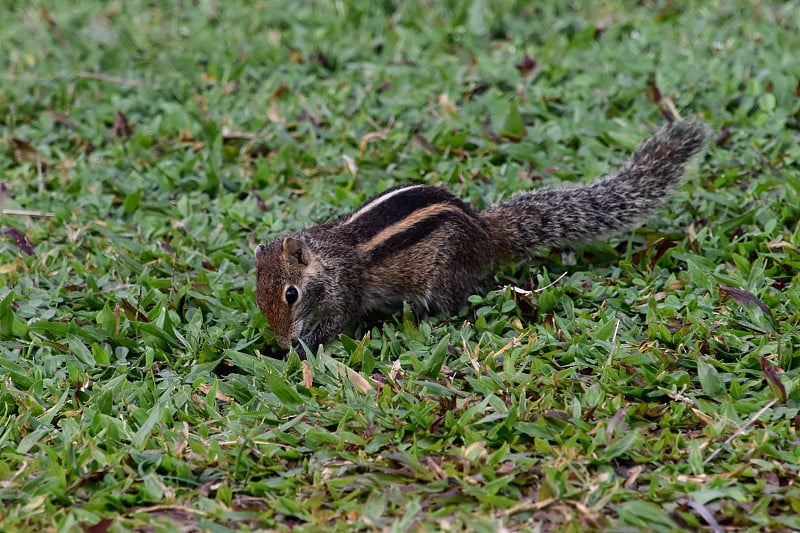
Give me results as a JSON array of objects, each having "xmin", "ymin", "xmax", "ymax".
[{"xmin": 481, "ymin": 120, "xmax": 711, "ymax": 263}]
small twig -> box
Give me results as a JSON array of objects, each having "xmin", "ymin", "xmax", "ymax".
[
  {"xmin": 535, "ymin": 271, "xmax": 568, "ymax": 293},
  {"xmin": 665, "ymin": 388, "xmax": 695, "ymax": 406},
  {"xmin": 127, "ymin": 503, "xmax": 209, "ymax": 517},
  {"xmin": 510, "ymin": 271, "xmax": 568, "ymax": 296},
  {"xmin": 96, "ymin": 283, "xmax": 138, "ymax": 294},
  {"xmin": 664, "ymin": 388, "xmax": 716, "ymax": 428},
  {"xmin": 703, "ymin": 397, "xmax": 777, "ymax": 464},
  {"xmin": 499, "ymin": 497, "xmax": 556, "ymax": 517},
  {"xmin": 661, "ymin": 96, "xmax": 682, "ymax": 121},
  {"xmin": 76, "ymin": 71, "xmax": 153, "ymax": 89},
  {"xmin": 1, "ymin": 209, "xmax": 55, "ymax": 218},
  {"xmin": 0, "ymin": 72, "xmax": 151, "ymax": 89},
  {"xmin": 491, "ymin": 332, "xmax": 528, "ymax": 359}
]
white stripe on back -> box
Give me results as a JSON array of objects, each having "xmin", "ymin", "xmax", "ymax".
[{"xmin": 343, "ymin": 185, "xmax": 426, "ymax": 225}]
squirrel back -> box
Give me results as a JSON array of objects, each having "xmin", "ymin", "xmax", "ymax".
[{"xmin": 255, "ymin": 120, "xmax": 710, "ymax": 350}]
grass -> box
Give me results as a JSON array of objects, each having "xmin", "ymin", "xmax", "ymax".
[{"xmin": 1, "ymin": 0, "xmax": 799, "ymax": 531}]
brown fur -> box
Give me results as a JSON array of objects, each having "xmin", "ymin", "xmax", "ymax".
[{"xmin": 255, "ymin": 120, "xmax": 710, "ymax": 351}]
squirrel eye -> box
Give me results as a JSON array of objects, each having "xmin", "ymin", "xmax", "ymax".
[{"xmin": 285, "ymin": 286, "xmax": 299, "ymax": 305}]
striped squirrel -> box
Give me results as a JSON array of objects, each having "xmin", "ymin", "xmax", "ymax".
[{"xmin": 255, "ymin": 120, "xmax": 710, "ymax": 351}]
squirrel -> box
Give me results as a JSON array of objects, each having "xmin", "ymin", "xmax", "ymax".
[{"xmin": 254, "ymin": 120, "xmax": 710, "ymax": 352}]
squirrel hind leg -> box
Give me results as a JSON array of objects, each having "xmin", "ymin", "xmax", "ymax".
[{"xmin": 424, "ymin": 255, "xmax": 493, "ymax": 316}]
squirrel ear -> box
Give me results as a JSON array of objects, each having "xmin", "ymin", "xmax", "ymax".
[
  {"xmin": 254, "ymin": 243, "xmax": 266, "ymax": 260},
  {"xmin": 282, "ymin": 237, "xmax": 307, "ymax": 265}
]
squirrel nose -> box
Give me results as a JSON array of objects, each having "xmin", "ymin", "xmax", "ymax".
[{"xmin": 276, "ymin": 334, "xmax": 291, "ymax": 348}]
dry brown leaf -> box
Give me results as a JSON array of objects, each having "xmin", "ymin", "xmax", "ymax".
[
  {"xmin": 646, "ymin": 71, "xmax": 662, "ymax": 103},
  {"xmin": 462, "ymin": 440, "xmax": 487, "ymax": 463},
  {"xmin": 718, "ymin": 284, "xmax": 774, "ymax": 321},
  {"xmin": 760, "ymin": 356, "xmax": 787, "ymax": 404},
  {"xmin": 267, "ymin": 100, "xmax": 285, "ymax": 123},
  {"xmin": 516, "ymin": 53, "xmax": 536, "ymax": 74},
  {"xmin": 9, "ymin": 138, "xmax": 47, "ymax": 169},
  {"xmin": 358, "ymin": 131, "xmax": 387, "ymax": 155},
  {"xmin": 346, "ymin": 367, "xmax": 372, "ymax": 393},
  {"xmin": 267, "ymin": 30, "xmax": 281, "ymax": 46},
  {"xmin": 111, "ymin": 110, "xmax": 133, "ymax": 140},
  {"xmin": 766, "ymin": 240, "xmax": 796, "ymax": 251},
  {"xmin": 624, "ymin": 465, "xmax": 643, "ymax": 488},
  {"xmin": 389, "ymin": 360, "xmax": 402, "ymax": 381},
  {"xmin": 302, "ymin": 360, "xmax": 313, "ymax": 389},
  {"xmin": 691, "ymin": 407, "xmax": 716, "ymax": 426},
  {"xmin": 197, "ymin": 383, "xmax": 234, "ymax": 403},
  {"xmin": 342, "ymin": 154, "xmax": 357, "ymax": 176},
  {"xmin": 272, "ymin": 83, "xmax": 288, "ymax": 99},
  {"xmin": 221, "ymin": 126, "xmax": 257, "ymax": 140},
  {"xmin": 438, "ymin": 93, "xmax": 457, "ymax": 116},
  {"xmin": 1, "ymin": 227, "xmax": 36, "ymax": 256}
]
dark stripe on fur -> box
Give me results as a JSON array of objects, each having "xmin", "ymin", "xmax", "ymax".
[
  {"xmin": 364, "ymin": 211, "xmax": 461, "ymax": 263},
  {"xmin": 346, "ymin": 186, "xmax": 471, "ymax": 243}
]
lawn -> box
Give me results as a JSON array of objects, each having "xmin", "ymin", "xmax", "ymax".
[{"xmin": 1, "ymin": 1, "xmax": 799, "ymax": 531}]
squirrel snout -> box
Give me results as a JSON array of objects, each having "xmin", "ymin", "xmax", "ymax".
[
  {"xmin": 275, "ymin": 335, "xmax": 292, "ymax": 349},
  {"xmin": 273, "ymin": 318, "xmax": 304, "ymax": 349}
]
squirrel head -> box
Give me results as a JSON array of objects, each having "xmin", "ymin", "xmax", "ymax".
[{"xmin": 254, "ymin": 236, "xmax": 318, "ymax": 348}]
